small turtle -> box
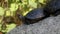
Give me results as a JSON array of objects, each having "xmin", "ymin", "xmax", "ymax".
[
  {"xmin": 18, "ymin": 0, "xmax": 60, "ymax": 25},
  {"xmin": 24, "ymin": 8, "xmax": 49, "ymax": 25}
]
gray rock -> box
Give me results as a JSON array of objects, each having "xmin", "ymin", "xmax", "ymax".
[{"xmin": 7, "ymin": 15, "xmax": 60, "ymax": 34}]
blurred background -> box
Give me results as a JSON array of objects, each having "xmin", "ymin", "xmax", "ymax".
[{"xmin": 0, "ymin": 0, "xmax": 47, "ymax": 34}]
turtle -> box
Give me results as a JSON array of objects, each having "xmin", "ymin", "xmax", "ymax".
[
  {"xmin": 19, "ymin": 0, "xmax": 60, "ymax": 25},
  {"xmin": 24, "ymin": 8, "xmax": 49, "ymax": 25}
]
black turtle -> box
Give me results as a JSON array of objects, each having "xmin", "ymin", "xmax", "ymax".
[
  {"xmin": 18, "ymin": 0, "xmax": 60, "ymax": 25},
  {"xmin": 17, "ymin": 0, "xmax": 60, "ymax": 25},
  {"xmin": 24, "ymin": 8, "xmax": 49, "ymax": 25}
]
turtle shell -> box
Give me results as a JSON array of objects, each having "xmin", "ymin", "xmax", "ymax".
[
  {"xmin": 24, "ymin": 8, "xmax": 48, "ymax": 24},
  {"xmin": 25, "ymin": 8, "xmax": 46, "ymax": 19}
]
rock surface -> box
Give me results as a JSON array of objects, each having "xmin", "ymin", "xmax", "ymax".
[{"xmin": 7, "ymin": 15, "xmax": 60, "ymax": 34}]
